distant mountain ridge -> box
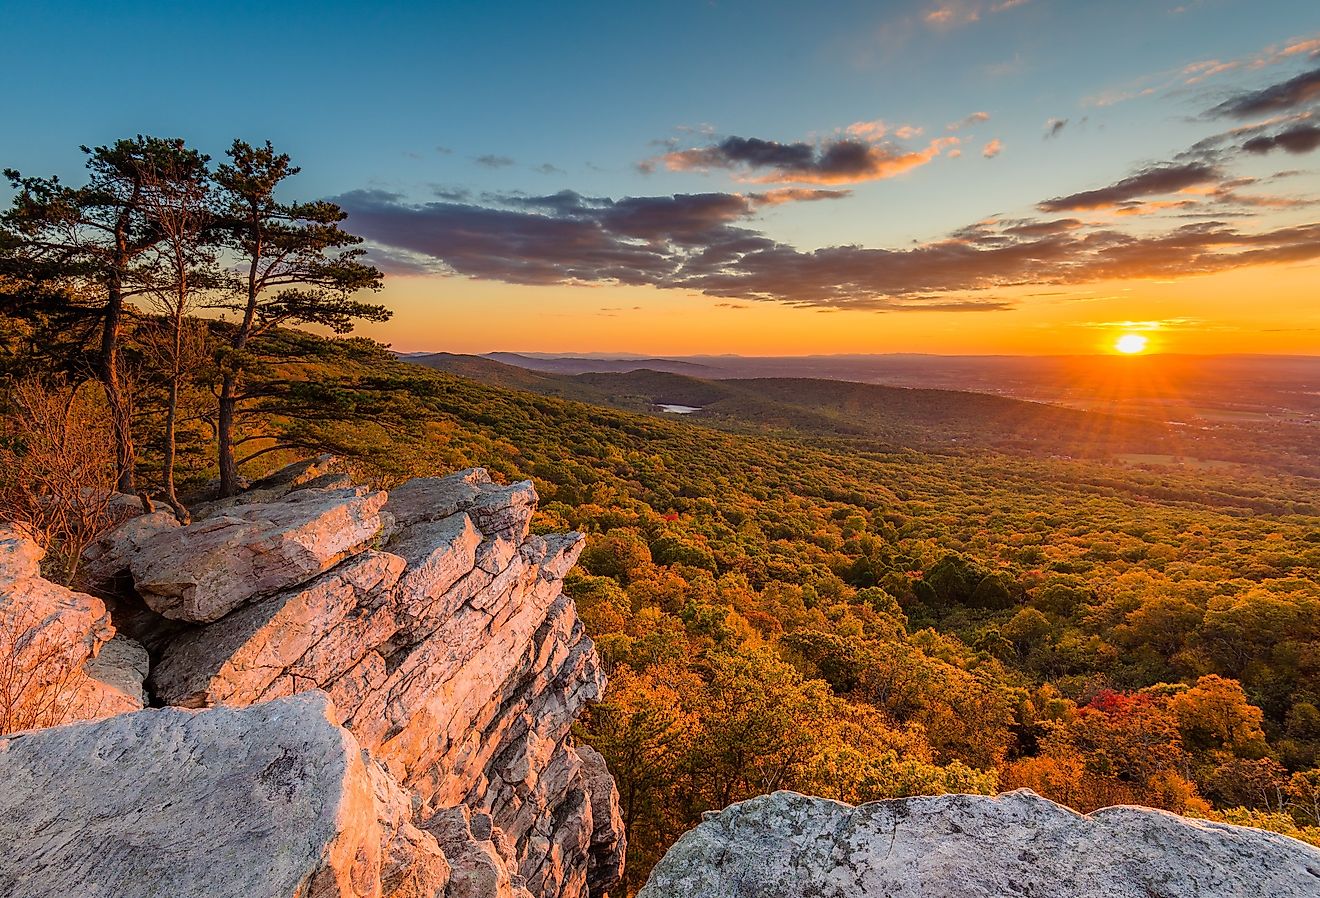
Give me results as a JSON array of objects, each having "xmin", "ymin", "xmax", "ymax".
[
  {"xmin": 402, "ymin": 352, "xmax": 1320, "ymax": 476},
  {"xmin": 483, "ymin": 352, "xmax": 721, "ymax": 376}
]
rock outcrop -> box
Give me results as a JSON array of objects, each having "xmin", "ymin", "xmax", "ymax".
[
  {"xmin": 639, "ymin": 789, "xmax": 1320, "ymax": 898},
  {"xmin": 0, "ymin": 526, "xmax": 146, "ymax": 726},
  {"xmin": 0, "ymin": 692, "xmax": 451, "ymax": 898},
  {"xmin": 0, "ymin": 462, "xmax": 624, "ymax": 898}
]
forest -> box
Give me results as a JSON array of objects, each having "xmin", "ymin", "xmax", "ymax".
[{"xmin": 3, "ymin": 137, "xmax": 1320, "ymax": 894}]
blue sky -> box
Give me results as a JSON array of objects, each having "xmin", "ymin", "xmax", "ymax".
[{"xmin": 4, "ymin": 1, "xmax": 1319, "ymax": 354}]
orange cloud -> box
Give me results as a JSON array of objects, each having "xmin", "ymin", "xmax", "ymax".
[
  {"xmin": 659, "ymin": 134, "xmax": 960, "ymax": 185},
  {"xmin": 924, "ymin": 0, "xmax": 1029, "ymax": 28},
  {"xmin": 750, "ymin": 187, "xmax": 854, "ymax": 205}
]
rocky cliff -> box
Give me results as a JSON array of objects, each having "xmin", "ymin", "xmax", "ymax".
[
  {"xmin": 639, "ymin": 789, "xmax": 1320, "ymax": 897},
  {"xmin": 0, "ymin": 459, "xmax": 624, "ymax": 898}
]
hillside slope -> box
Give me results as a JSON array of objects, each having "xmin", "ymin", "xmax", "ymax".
[{"xmin": 404, "ymin": 352, "xmax": 1313, "ymax": 472}]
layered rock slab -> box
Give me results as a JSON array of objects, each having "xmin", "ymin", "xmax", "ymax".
[
  {"xmin": 126, "ymin": 485, "xmax": 390, "ymax": 622},
  {"xmin": 0, "ymin": 692, "xmax": 450, "ymax": 898},
  {"xmin": 85, "ymin": 465, "xmax": 623, "ymax": 898},
  {"xmin": 639, "ymin": 789, "xmax": 1320, "ymax": 898}
]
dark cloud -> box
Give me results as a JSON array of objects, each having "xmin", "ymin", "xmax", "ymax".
[
  {"xmin": 1207, "ymin": 66, "xmax": 1320, "ymax": 118},
  {"xmin": 533, "ymin": 162, "xmax": 567, "ymax": 175},
  {"xmin": 335, "ymin": 187, "xmax": 1320, "ymax": 311},
  {"xmin": 474, "ymin": 154, "xmax": 516, "ymax": 168},
  {"xmin": 750, "ymin": 188, "xmax": 852, "ymax": 205},
  {"xmin": 1037, "ymin": 162, "xmax": 1220, "ymax": 212},
  {"xmin": 1242, "ymin": 123, "xmax": 1320, "ymax": 155},
  {"xmin": 659, "ymin": 134, "xmax": 957, "ymax": 185},
  {"xmin": 1044, "ymin": 118, "xmax": 1068, "ymax": 138},
  {"xmin": 431, "ymin": 186, "xmax": 472, "ymax": 202}
]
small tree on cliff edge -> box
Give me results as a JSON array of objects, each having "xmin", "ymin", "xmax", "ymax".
[
  {"xmin": 2, "ymin": 137, "xmax": 211, "ymax": 493},
  {"xmin": 211, "ymin": 140, "xmax": 387, "ymax": 496}
]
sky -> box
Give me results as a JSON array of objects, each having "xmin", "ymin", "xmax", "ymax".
[{"xmin": 3, "ymin": 0, "xmax": 1319, "ymax": 355}]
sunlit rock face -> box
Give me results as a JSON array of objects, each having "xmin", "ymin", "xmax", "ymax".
[
  {"xmin": 1, "ymin": 461, "xmax": 623, "ymax": 898},
  {"xmin": 638, "ymin": 789, "xmax": 1320, "ymax": 898},
  {"xmin": 0, "ymin": 693, "xmax": 453, "ymax": 898},
  {"xmin": 0, "ymin": 526, "xmax": 147, "ymax": 725}
]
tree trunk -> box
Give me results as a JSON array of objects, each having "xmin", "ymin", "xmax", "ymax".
[
  {"xmin": 100, "ymin": 277, "xmax": 135, "ymax": 494},
  {"xmin": 217, "ymin": 370, "xmax": 240, "ymax": 497},
  {"xmin": 218, "ymin": 232, "xmax": 260, "ymax": 499},
  {"xmin": 161, "ymin": 377, "xmax": 187, "ymax": 520},
  {"xmin": 161, "ymin": 306, "xmax": 188, "ymax": 523}
]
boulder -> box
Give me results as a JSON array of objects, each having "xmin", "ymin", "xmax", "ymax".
[
  {"xmin": 0, "ymin": 692, "xmax": 451, "ymax": 898},
  {"xmin": 0, "ymin": 526, "xmax": 140, "ymax": 729},
  {"xmin": 78, "ymin": 510, "xmax": 182, "ymax": 586},
  {"xmin": 126, "ymin": 485, "xmax": 389, "ymax": 622},
  {"xmin": 82, "ymin": 634, "xmax": 150, "ymax": 711},
  {"xmin": 638, "ymin": 789, "xmax": 1320, "ymax": 898}
]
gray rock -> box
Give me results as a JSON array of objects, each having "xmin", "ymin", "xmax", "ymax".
[
  {"xmin": 83, "ymin": 634, "xmax": 150, "ymax": 709},
  {"xmin": 79, "ymin": 510, "xmax": 182, "ymax": 586},
  {"xmin": 0, "ymin": 526, "xmax": 135, "ymax": 727},
  {"xmin": 578, "ymin": 745, "xmax": 627, "ymax": 896},
  {"xmin": 128, "ymin": 485, "xmax": 389, "ymax": 622},
  {"xmin": 638, "ymin": 789, "xmax": 1320, "ymax": 898},
  {"xmin": 134, "ymin": 466, "xmax": 615, "ymax": 898},
  {"xmin": 0, "ymin": 691, "xmax": 450, "ymax": 898}
]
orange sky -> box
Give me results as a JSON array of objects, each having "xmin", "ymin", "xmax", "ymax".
[{"xmin": 361, "ymin": 260, "xmax": 1320, "ymax": 356}]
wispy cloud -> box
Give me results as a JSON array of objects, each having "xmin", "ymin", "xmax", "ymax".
[
  {"xmin": 1183, "ymin": 34, "xmax": 1320, "ymax": 86},
  {"xmin": 474, "ymin": 154, "xmax": 515, "ymax": 168},
  {"xmin": 982, "ymin": 139, "xmax": 1004, "ymax": 158},
  {"xmin": 1085, "ymin": 33, "xmax": 1320, "ymax": 109},
  {"xmin": 923, "ymin": 0, "xmax": 1030, "ymax": 28},
  {"xmin": 946, "ymin": 112, "xmax": 991, "ymax": 132}
]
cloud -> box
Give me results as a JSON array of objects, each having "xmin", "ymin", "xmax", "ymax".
[
  {"xmin": 750, "ymin": 188, "xmax": 853, "ymax": 205},
  {"xmin": 1183, "ymin": 34, "xmax": 1320, "ymax": 86},
  {"xmin": 1044, "ymin": 117, "xmax": 1068, "ymax": 138},
  {"xmin": 1207, "ymin": 66, "xmax": 1320, "ymax": 118},
  {"xmin": 982, "ymin": 139, "xmax": 1003, "ymax": 158},
  {"xmin": 657, "ymin": 133, "xmax": 959, "ymax": 185},
  {"xmin": 431, "ymin": 186, "xmax": 472, "ymax": 202},
  {"xmin": 533, "ymin": 162, "xmax": 567, "ymax": 175},
  {"xmin": 1037, "ymin": 162, "xmax": 1220, "ymax": 212},
  {"xmin": 924, "ymin": 0, "xmax": 1029, "ymax": 28},
  {"xmin": 1088, "ymin": 34, "xmax": 1320, "ymax": 110},
  {"xmin": 946, "ymin": 112, "xmax": 991, "ymax": 131},
  {"xmin": 474, "ymin": 154, "xmax": 516, "ymax": 168},
  {"xmin": 335, "ymin": 186, "xmax": 1320, "ymax": 312},
  {"xmin": 1241, "ymin": 122, "xmax": 1320, "ymax": 155},
  {"xmin": 843, "ymin": 120, "xmax": 926, "ymax": 140}
]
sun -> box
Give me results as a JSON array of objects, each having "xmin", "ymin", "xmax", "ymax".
[{"xmin": 1114, "ymin": 333, "xmax": 1149, "ymax": 355}]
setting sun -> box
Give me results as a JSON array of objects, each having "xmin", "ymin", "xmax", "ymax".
[{"xmin": 1115, "ymin": 333, "xmax": 1149, "ymax": 355}]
